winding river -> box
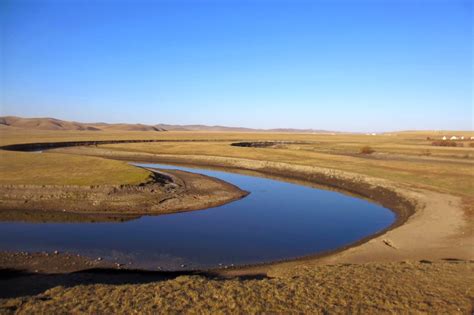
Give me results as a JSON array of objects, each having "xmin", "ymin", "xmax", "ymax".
[{"xmin": 0, "ymin": 163, "xmax": 395, "ymax": 270}]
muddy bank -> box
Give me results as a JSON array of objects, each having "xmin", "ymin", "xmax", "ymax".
[
  {"xmin": 0, "ymin": 139, "xmax": 249, "ymax": 152},
  {"xmin": 1, "ymin": 139, "xmax": 319, "ymax": 152},
  {"xmin": 0, "ymin": 209, "xmax": 139, "ymax": 223},
  {"xmin": 0, "ymin": 251, "xmax": 266, "ymax": 300},
  {"xmin": 1, "ymin": 140, "xmax": 165, "ymax": 152},
  {"xmin": 0, "ymin": 168, "xmax": 248, "ymax": 218},
  {"xmin": 0, "ymin": 251, "xmax": 115, "ymax": 279},
  {"xmin": 230, "ymin": 141, "xmax": 308, "ymax": 148}
]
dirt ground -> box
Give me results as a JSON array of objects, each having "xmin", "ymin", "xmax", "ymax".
[{"xmin": 0, "ymin": 168, "xmax": 248, "ymax": 218}]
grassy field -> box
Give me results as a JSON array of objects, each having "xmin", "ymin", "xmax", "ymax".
[
  {"xmin": 2, "ymin": 261, "xmax": 472, "ymax": 314},
  {"xmin": 1, "ymin": 128, "xmax": 473, "ymax": 194},
  {"xmin": 0, "ymin": 150, "xmax": 150, "ymax": 186},
  {"xmin": 97, "ymin": 134, "xmax": 474, "ymax": 198}
]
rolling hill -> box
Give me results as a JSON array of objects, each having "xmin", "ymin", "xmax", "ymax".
[
  {"xmin": 0, "ymin": 116, "xmax": 101, "ymax": 131},
  {"xmin": 0, "ymin": 116, "xmax": 334, "ymax": 133},
  {"xmin": 0, "ymin": 117, "xmax": 166, "ymax": 132}
]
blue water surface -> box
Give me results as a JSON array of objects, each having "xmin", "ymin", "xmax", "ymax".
[{"xmin": 0, "ymin": 163, "xmax": 395, "ymax": 270}]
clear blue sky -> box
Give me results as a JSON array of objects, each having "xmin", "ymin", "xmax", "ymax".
[{"xmin": 1, "ymin": 0, "xmax": 472, "ymax": 131}]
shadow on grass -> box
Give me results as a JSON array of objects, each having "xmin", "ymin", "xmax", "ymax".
[{"xmin": 0, "ymin": 268, "xmax": 268, "ymax": 299}]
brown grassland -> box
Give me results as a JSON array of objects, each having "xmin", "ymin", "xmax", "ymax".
[
  {"xmin": 0, "ymin": 150, "xmax": 150, "ymax": 186},
  {"xmin": 0, "ymin": 127, "xmax": 473, "ymax": 314}
]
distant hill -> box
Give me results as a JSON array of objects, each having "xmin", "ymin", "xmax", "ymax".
[
  {"xmin": 0, "ymin": 116, "xmax": 166, "ymax": 132},
  {"xmin": 267, "ymin": 128, "xmax": 330, "ymax": 133},
  {"xmin": 0, "ymin": 116, "xmax": 333, "ymax": 133},
  {"xmin": 156, "ymin": 124, "xmax": 333, "ymax": 133},
  {"xmin": 156, "ymin": 124, "xmax": 256, "ymax": 132},
  {"xmin": 0, "ymin": 116, "xmax": 101, "ymax": 131},
  {"xmin": 91, "ymin": 123, "xmax": 166, "ymax": 132}
]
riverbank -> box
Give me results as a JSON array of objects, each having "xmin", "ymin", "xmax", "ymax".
[{"xmin": 0, "ymin": 167, "xmax": 247, "ymax": 218}]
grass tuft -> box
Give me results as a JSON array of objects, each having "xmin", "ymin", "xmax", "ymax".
[{"xmin": 360, "ymin": 146, "xmax": 375, "ymax": 154}]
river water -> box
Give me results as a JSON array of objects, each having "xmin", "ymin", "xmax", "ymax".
[{"xmin": 0, "ymin": 163, "xmax": 395, "ymax": 270}]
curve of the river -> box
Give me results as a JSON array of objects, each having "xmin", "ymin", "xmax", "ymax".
[{"xmin": 0, "ymin": 163, "xmax": 395, "ymax": 270}]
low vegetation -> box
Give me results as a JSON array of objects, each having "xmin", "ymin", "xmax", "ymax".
[
  {"xmin": 0, "ymin": 151, "xmax": 150, "ymax": 186},
  {"xmin": 91, "ymin": 136, "xmax": 473, "ymax": 198},
  {"xmin": 1, "ymin": 129, "xmax": 472, "ymax": 198},
  {"xmin": 431, "ymin": 140, "xmax": 458, "ymax": 147},
  {"xmin": 2, "ymin": 261, "xmax": 472, "ymax": 314},
  {"xmin": 420, "ymin": 149, "xmax": 431, "ymax": 156},
  {"xmin": 360, "ymin": 145, "xmax": 375, "ymax": 154}
]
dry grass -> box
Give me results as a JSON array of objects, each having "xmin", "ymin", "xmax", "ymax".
[
  {"xmin": 432, "ymin": 140, "xmax": 459, "ymax": 147},
  {"xmin": 1, "ymin": 261, "xmax": 472, "ymax": 314},
  {"xmin": 2, "ymin": 127, "xmax": 471, "ymax": 194},
  {"xmin": 98, "ymin": 138, "xmax": 474, "ymax": 198},
  {"xmin": 0, "ymin": 150, "xmax": 150, "ymax": 186},
  {"xmin": 360, "ymin": 145, "xmax": 375, "ymax": 154}
]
